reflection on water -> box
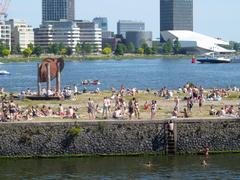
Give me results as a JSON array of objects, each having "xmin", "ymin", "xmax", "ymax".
[
  {"xmin": 1, "ymin": 59, "xmax": 240, "ymax": 92},
  {"xmin": 0, "ymin": 155, "xmax": 239, "ymax": 179}
]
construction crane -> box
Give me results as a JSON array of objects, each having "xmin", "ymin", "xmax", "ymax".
[{"xmin": 0, "ymin": 0, "xmax": 10, "ymax": 20}]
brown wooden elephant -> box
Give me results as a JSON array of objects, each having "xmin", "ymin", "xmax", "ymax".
[{"xmin": 38, "ymin": 58, "xmax": 64, "ymax": 83}]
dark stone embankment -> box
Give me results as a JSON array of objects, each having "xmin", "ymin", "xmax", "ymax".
[{"xmin": 0, "ymin": 119, "xmax": 239, "ymax": 157}]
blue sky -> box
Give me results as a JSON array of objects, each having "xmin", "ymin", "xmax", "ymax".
[{"xmin": 8, "ymin": 0, "xmax": 240, "ymax": 41}]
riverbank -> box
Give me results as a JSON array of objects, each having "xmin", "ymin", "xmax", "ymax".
[
  {"xmin": 7, "ymin": 89, "xmax": 240, "ymax": 121},
  {"xmin": 0, "ymin": 54, "xmax": 192, "ymax": 63},
  {"xmin": 0, "ymin": 119, "xmax": 239, "ymax": 158}
]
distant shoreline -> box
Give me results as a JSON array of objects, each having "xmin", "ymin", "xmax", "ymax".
[{"xmin": 0, "ymin": 54, "xmax": 192, "ymax": 63}]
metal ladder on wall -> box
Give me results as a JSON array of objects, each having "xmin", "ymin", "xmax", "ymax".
[{"xmin": 165, "ymin": 122, "xmax": 177, "ymax": 155}]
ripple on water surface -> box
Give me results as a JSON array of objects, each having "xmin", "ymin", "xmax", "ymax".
[
  {"xmin": 0, "ymin": 155, "xmax": 239, "ymax": 179},
  {"xmin": 1, "ymin": 59, "xmax": 240, "ymax": 92}
]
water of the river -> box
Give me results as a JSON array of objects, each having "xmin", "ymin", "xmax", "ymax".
[
  {"xmin": 1, "ymin": 58, "xmax": 240, "ymax": 92},
  {"xmin": 0, "ymin": 155, "xmax": 239, "ymax": 179}
]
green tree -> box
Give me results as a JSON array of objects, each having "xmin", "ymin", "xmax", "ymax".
[
  {"xmin": 145, "ymin": 47, "xmax": 153, "ymax": 55},
  {"xmin": 48, "ymin": 43, "xmax": 60, "ymax": 55},
  {"xmin": 92, "ymin": 44, "xmax": 99, "ymax": 53},
  {"xmin": 173, "ymin": 38, "xmax": 181, "ymax": 54},
  {"xmin": 27, "ymin": 43, "xmax": 34, "ymax": 51},
  {"xmin": 115, "ymin": 43, "xmax": 126, "ymax": 55},
  {"xmin": 58, "ymin": 43, "xmax": 65, "ymax": 52},
  {"xmin": 151, "ymin": 46, "xmax": 157, "ymax": 54},
  {"xmin": 22, "ymin": 48, "xmax": 32, "ymax": 57},
  {"xmin": 66, "ymin": 47, "xmax": 73, "ymax": 56},
  {"xmin": 163, "ymin": 39, "xmax": 173, "ymax": 54},
  {"xmin": 233, "ymin": 42, "xmax": 240, "ymax": 51},
  {"xmin": 11, "ymin": 44, "xmax": 21, "ymax": 55},
  {"xmin": 0, "ymin": 43, "xmax": 8, "ymax": 56},
  {"xmin": 127, "ymin": 42, "xmax": 135, "ymax": 53},
  {"xmin": 102, "ymin": 47, "xmax": 112, "ymax": 55},
  {"xmin": 137, "ymin": 48, "xmax": 144, "ymax": 55},
  {"xmin": 2, "ymin": 48, "xmax": 10, "ymax": 57},
  {"xmin": 141, "ymin": 43, "xmax": 149, "ymax": 51},
  {"xmin": 141, "ymin": 43, "xmax": 154, "ymax": 55},
  {"xmin": 75, "ymin": 43, "xmax": 81, "ymax": 55},
  {"xmin": 60, "ymin": 48, "xmax": 67, "ymax": 56},
  {"xmin": 33, "ymin": 45, "xmax": 43, "ymax": 56},
  {"xmin": 81, "ymin": 42, "xmax": 92, "ymax": 55},
  {"xmin": 103, "ymin": 43, "xmax": 111, "ymax": 49}
]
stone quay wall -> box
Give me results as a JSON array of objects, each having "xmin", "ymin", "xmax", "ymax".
[{"xmin": 0, "ymin": 119, "xmax": 239, "ymax": 157}]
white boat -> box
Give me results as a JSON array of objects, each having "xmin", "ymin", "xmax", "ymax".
[
  {"xmin": 197, "ymin": 52, "xmax": 231, "ymax": 64},
  {"xmin": 197, "ymin": 57, "xmax": 231, "ymax": 64},
  {"xmin": 0, "ymin": 70, "xmax": 10, "ymax": 75},
  {"xmin": 0, "ymin": 62, "xmax": 3, "ymax": 64}
]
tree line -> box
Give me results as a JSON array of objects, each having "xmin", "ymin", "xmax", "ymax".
[
  {"xmin": 1, "ymin": 38, "xmax": 239, "ymax": 58},
  {"xmin": 0, "ymin": 42, "xmax": 101, "ymax": 58}
]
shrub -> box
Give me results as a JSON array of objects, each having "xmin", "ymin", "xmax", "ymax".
[
  {"xmin": 22, "ymin": 48, "xmax": 32, "ymax": 57},
  {"xmin": 102, "ymin": 47, "xmax": 112, "ymax": 55},
  {"xmin": 137, "ymin": 48, "xmax": 144, "ymax": 55},
  {"xmin": 67, "ymin": 127, "xmax": 81, "ymax": 138}
]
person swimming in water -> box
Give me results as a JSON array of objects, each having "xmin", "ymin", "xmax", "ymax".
[
  {"xmin": 144, "ymin": 161, "xmax": 153, "ymax": 168},
  {"xmin": 201, "ymin": 160, "xmax": 207, "ymax": 167},
  {"xmin": 205, "ymin": 147, "xmax": 209, "ymax": 156}
]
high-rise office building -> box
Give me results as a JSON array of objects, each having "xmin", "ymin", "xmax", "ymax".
[
  {"xmin": 7, "ymin": 19, "xmax": 34, "ymax": 50},
  {"xmin": 42, "ymin": 0, "xmax": 75, "ymax": 22},
  {"xmin": 93, "ymin": 17, "xmax": 108, "ymax": 32},
  {"xmin": 117, "ymin": 20, "xmax": 145, "ymax": 38},
  {"xmin": 160, "ymin": 0, "xmax": 193, "ymax": 31}
]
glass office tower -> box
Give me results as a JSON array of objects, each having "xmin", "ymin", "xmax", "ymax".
[
  {"xmin": 160, "ymin": 0, "xmax": 193, "ymax": 31},
  {"xmin": 93, "ymin": 17, "xmax": 108, "ymax": 32},
  {"xmin": 42, "ymin": 0, "xmax": 75, "ymax": 22}
]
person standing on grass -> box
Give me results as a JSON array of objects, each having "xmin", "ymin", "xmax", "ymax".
[
  {"xmin": 102, "ymin": 97, "xmax": 109, "ymax": 119},
  {"xmin": 134, "ymin": 99, "xmax": 140, "ymax": 119},
  {"xmin": 150, "ymin": 100, "xmax": 157, "ymax": 120},
  {"xmin": 174, "ymin": 96, "xmax": 180, "ymax": 112},
  {"xmin": 198, "ymin": 95, "xmax": 203, "ymax": 112},
  {"xmin": 128, "ymin": 99, "xmax": 134, "ymax": 120},
  {"xmin": 187, "ymin": 97, "xmax": 193, "ymax": 112},
  {"xmin": 87, "ymin": 98, "xmax": 95, "ymax": 120}
]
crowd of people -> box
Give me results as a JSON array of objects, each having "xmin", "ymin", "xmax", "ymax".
[
  {"xmin": 166, "ymin": 83, "xmax": 240, "ymax": 119},
  {"xmin": 86, "ymin": 88, "xmax": 158, "ymax": 120},
  {"xmin": 1, "ymin": 83, "xmax": 240, "ymax": 122},
  {"xmin": 0, "ymin": 96, "xmax": 80, "ymax": 122}
]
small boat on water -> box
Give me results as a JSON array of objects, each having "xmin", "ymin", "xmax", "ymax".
[
  {"xmin": 81, "ymin": 80, "xmax": 101, "ymax": 86},
  {"xmin": 197, "ymin": 57, "xmax": 231, "ymax": 64},
  {"xmin": 0, "ymin": 62, "xmax": 4, "ymax": 64},
  {"xmin": 0, "ymin": 70, "xmax": 10, "ymax": 75},
  {"xmin": 197, "ymin": 52, "xmax": 231, "ymax": 64}
]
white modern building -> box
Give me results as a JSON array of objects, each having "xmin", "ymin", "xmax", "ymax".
[
  {"xmin": 6, "ymin": 19, "xmax": 34, "ymax": 50},
  {"xmin": 75, "ymin": 20, "xmax": 102, "ymax": 52},
  {"xmin": 34, "ymin": 20, "xmax": 80, "ymax": 51},
  {"xmin": 161, "ymin": 30, "xmax": 235, "ymax": 54},
  {"xmin": 0, "ymin": 21, "xmax": 11, "ymax": 48}
]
